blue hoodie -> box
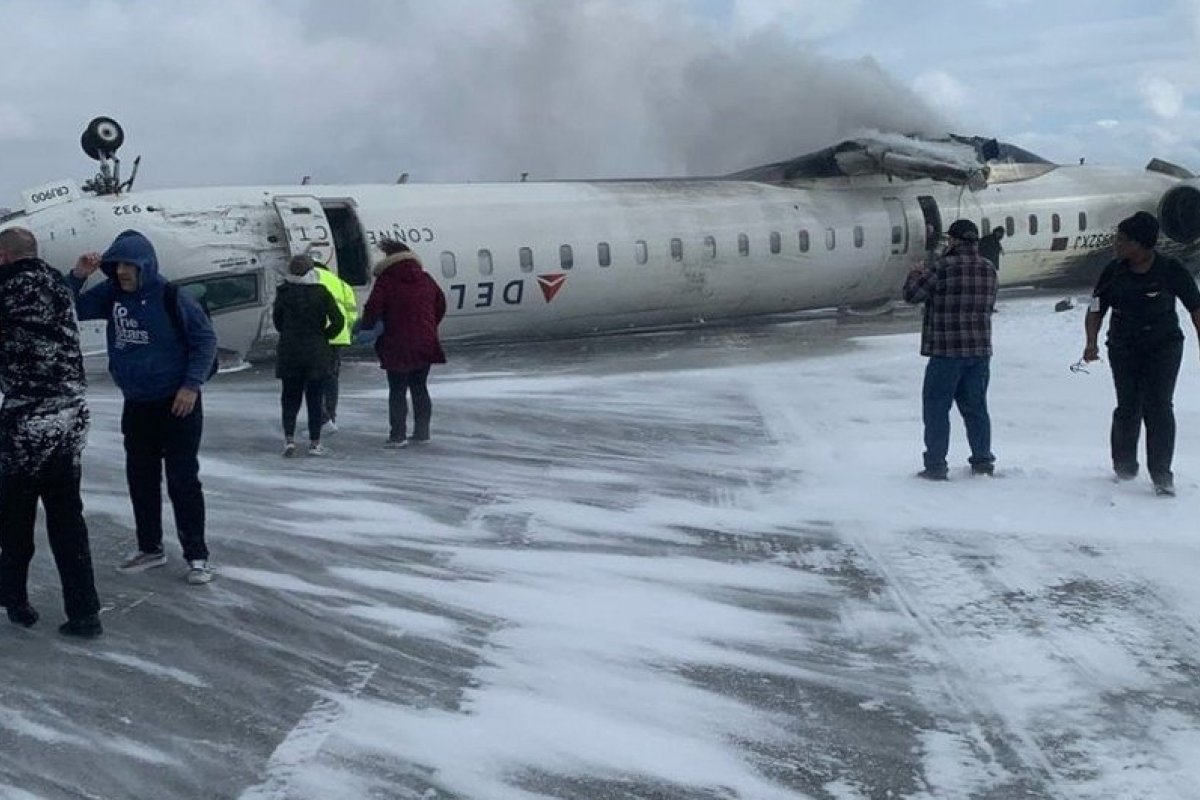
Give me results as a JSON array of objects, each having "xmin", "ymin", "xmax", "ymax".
[{"xmin": 68, "ymin": 230, "xmax": 218, "ymax": 402}]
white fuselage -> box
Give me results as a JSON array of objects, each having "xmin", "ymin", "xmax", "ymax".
[{"xmin": 4, "ymin": 165, "xmax": 1196, "ymax": 360}]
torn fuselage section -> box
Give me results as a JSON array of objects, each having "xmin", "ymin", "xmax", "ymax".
[{"xmin": 727, "ymin": 133, "xmax": 1057, "ymax": 189}]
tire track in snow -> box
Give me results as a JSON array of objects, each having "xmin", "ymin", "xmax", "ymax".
[
  {"xmin": 850, "ymin": 531, "xmax": 1075, "ymax": 798},
  {"xmin": 747, "ymin": 375, "xmax": 1072, "ymax": 797},
  {"xmin": 238, "ymin": 661, "xmax": 378, "ymax": 800}
]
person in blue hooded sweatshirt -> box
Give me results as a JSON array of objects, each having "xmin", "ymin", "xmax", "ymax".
[{"xmin": 69, "ymin": 230, "xmax": 218, "ymax": 585}]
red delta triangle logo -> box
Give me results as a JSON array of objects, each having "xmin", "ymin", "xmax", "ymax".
[{"xmin": 537, "ymin": 273, "xmax": 567, "ymax": 303}]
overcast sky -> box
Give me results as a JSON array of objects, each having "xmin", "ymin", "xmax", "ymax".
[{"xmin": 1, "ymin": 0, "xmax": 1197, "ymax": 202}]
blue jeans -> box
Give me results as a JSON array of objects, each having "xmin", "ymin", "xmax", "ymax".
[{"xmin": 922, "ymin": 356, "xmax": 993, "ymax": 474}]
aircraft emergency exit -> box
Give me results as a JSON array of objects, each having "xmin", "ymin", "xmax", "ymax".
[{"xmin": 3, "ymin": 118, "xmax": 1198, "ymax": 364}]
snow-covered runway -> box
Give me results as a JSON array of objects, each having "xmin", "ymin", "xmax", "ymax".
[{"xmin": 3, "ymin": 295, "xmax": 1199, "ymax": 799}]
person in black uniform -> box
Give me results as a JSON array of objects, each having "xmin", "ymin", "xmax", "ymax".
[
  {"xmin": 1082, "ymin": 211, "xmax": 1200, "ymax": 496},
  {"xmin": 978, "ymin": 227, "xmax": 1004, "ymax": 270}
]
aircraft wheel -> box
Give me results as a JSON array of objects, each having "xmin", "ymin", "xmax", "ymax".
[{"xmin": 81, "ymin": 116, "xmax": 125, "ymax": 160}]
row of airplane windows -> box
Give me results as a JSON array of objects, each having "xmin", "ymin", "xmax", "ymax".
[
  {"xmin": 436, "ymin": 228, "xmax": 865, "ymax": 279},
  {"xmin": 432, "ymin": 211, "xmax": 1092, "ymax": 278},
  {"xmin": 985, "ymin": 211, "xmax": 1089, "ymax": 239}
]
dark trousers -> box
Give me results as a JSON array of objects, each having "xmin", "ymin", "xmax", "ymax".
[
  {"xmin": 0, "ymin": 452, "xmax": 101, "ymax": 621},
  {"xmin": 281, "ymin": 378, "xmax": 324, "ymax": 441},
  {"xmin": 922, "ymin": 356, "xmax": 993, "ymax": 473},
  {"xmin": 1108, "ymin": 338, "xmax": 1183, "ymax": 482},
  {"xmin": 387, "ymin": 366, "xmax": 432, "ymax": 441},
  {"xmin": 122, "ymin": 398, "xmax": 208, "ymax": 561},
  {"xmin": 323, "ymin": 348, "xmax": 343, "ymax": 423}
]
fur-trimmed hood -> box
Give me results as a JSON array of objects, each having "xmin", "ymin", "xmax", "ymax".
[{"xmin": 373, "ymin": 251, "xmax": 424, "ymax": 279}]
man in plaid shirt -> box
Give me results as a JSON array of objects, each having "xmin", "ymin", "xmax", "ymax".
[{"xmin": 903, "ymin": 219, "xmax": 999, "ymax": 479}]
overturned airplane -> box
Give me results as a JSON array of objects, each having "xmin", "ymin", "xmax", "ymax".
[{"xmin": 2, "ymin": 117, "xmax": 1198, "ymax": 362}]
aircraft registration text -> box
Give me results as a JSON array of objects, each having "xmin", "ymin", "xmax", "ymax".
[{"xmin": 1073, "ymin": 233, "xmax": 1115, "ymax": 250}]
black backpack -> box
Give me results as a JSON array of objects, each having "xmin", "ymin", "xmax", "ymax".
[{"xmin": 163, "ymin": 282, "xmax": 219, "ymax": 380}]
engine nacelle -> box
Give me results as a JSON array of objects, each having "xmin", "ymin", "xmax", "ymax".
[{"xmin": 1159, "ymin": 182, "xmax": 1200, "ymax": 244}]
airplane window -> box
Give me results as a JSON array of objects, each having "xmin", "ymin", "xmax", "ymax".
[
  {"xmin": 1052, "ymin": 214, "xmax": 1061, "ymax": 233},
  {"xmin": 440, "ymin": 251, "xmax": 457, "ymax": 278},
  {"xmin": 559, "ymin": 244, "xmax": 574, "ymax": 270},
  {"xmin": 704, "ymin": 236, "xmax": 716, "ymax": 259},
  {"xmin": 825, "ymin": 228, "xmax": 836, "ymax": 250},
  {"xmin": 1078, "ymin": 212, "xmax": 1087, "ymax": 232},
  {"xmin": 670, "ymin": 238, "xmax": 683, "ymax": 262},
  {"xmin": 890, "ymin": 226, "xmax": 902, "ymax": 245},
  {"xmin": 519, "ymin": 247, "xmax": 534, "ymax": 272},
  {"xmin": 477, "ymin": 249, "xmax": 493, "ymax": 276},
  {"xmin": 1005, "ymin": 217, "xmax": 1015, "ymax": 237},
  {"xmin": 177, "ymin": 273, "xmax": 259, "ymax": 315},
  {"xmin": 799, "ymin": 230, "xmax": 810, "ymax": 252},
  {"xmin": 598, "ymin": 242, "xmax": 611, "ymax": 267},
  {"xmin": 634, "ymin": 240, "xmax": 648, "ymax": 265},
  {"xmin": 854, "ymin": 226, "xmax": 864, "ymax": 248},
  {"xmin": 769, "ymin": 232, "xmax": 781, "ymax": 254},
  {"xmin": 738, "ymin": 233, "xmax": 749, "ymax": 256},
  {"xmin": 1028, "ymin": 215, "xmax": 1038, "ymax": 235}
]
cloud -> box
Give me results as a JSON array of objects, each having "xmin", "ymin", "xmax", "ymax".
[
  {"xmin": 0, "ymin": 0, "xmax": 944, "ymax": 200},
  {"xmin": 0, "ymin": 104, "xmax": 35, "ymax": 141},
  {"xmin": 729, "ymin": 0, "xmax": 862, "ymax": 39},
  {"xmin": 911, "ymin": 71, "xmax": 971, "ymax": 119},
  {"xmin": 8, "ymin": 0, "xmax": 1193, "ymax": 201},
  {"xmin": 1188, "ymin": 0, "xmax": 1200, "ymax": 40},
  {"xmin": 1140, "ymin": 76, "xmax": 1185, "ymax": 119}
]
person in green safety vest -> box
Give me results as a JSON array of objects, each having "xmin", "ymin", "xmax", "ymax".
[{"xmin": 312, "ymin": 257, "xmax": 359, "ymax": 433}]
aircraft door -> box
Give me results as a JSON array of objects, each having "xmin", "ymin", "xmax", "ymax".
[
  {"xmin": 868, "ymin": 196, "xmax": 916, "ymax": 305},
  {"xmin": 916, "ymin": 195, "xmax": 942, "ymax": 252},
  {"xmin": 320, "ymin": 200, "xmax": 371, "ymax": 287},
  {"xmin": 272, "ymin": 195, "xmax": 338, "ymax": 269},
  {"xmin": 883, "ymin": 197, "xmax": 908, "ymax": 255}
]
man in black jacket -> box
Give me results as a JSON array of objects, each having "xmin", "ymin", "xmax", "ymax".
[
  {"xmin": 978, "ymin": 227, "xmax": 1005, "ymax": 270},
  {"xmin": 0, "ymin": 227, "xmax": 102, "ymax": 637}
]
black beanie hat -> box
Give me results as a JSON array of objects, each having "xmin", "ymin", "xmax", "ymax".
[
  {"xmin": 947, "ymin": 219, "xmax": 980, "ymax": 242},
  {"xmin": 288, "ymin": 254, "xmax": 314, "ymax": 276},
  {"xmin": 1117, "ymin": 211, "xmax": 1158, "ymax": 249}
]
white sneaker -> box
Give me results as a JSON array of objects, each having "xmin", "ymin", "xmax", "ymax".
[
  {"xmin": 186, "ymin": 559, "xmax": 214, "ymax": 585},
  {"xmin": 385, "ymin": 438, "xmax": 408, "ymax": 449},
  {"xmin": 322, "ymin": 419, "xmax": 339, "ymax": 435},
  {"xmin": 282, "ymin": 441, "xmax": 297, "ymax": 458},
  {"xmin": 308, "ymin": 442, "xmax": 328, "ymax": 457},
  {"xmin": 117, "ymin": 550, "xmax": 167, "ymax": 573}
]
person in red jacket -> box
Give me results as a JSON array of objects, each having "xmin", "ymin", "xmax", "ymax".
[{"xmin": 359, "ymin": 241, "xmax": 447, "ymax": 447}]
